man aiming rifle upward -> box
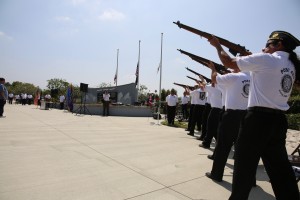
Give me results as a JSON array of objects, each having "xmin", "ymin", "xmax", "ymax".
[
  {"xmin": 174, "ymin": 21, "xmax": 252, "ymax": 56},
  {"xmin": 178, "ymin": 49, "xmax": 231, "ymax": 75}
]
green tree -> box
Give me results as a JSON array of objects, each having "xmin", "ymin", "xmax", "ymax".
[
  {"xmin": 138, "ymin": 84, "xmax": 148, "ymax": 103},
  {"xmin": 6, "ymin": 81, "xmax": 38, "ymax": 96},
  {"xmin": 46, "ymin": 78, "xmax": 69, "ymax": 91}
]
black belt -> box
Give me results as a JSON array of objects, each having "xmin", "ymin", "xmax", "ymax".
[
  {"xmin": 248, "ymin": 106, "xmax": 284, "ymax": 114},
  {"xmin": 226, "ymin": 109, "xmax": 246, "ymax": 112}
]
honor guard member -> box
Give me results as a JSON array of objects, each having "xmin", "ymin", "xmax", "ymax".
[
  {"xmin": 200, "ymin": 81, "xmax": 223, "ymax": 149},
  {"xmin": 204, "ymin": 63, "xmax": 250, "ymax": 183},
  {"xmin": 184, "ymin": 86, "xmax": 196, "ymax": 132},
  {"xmin": 181, "ymin": 91, "xmax": 190, "ymax": 121},
  {"xmin": 198, "ymin": 84, "xmax": 212, "ymax": 140},
  {"xmin": 209, "ymin": 31, "xmax": 300, "ymax": 200},
  {"xmin": 166, "ymin": 89, "xmax": 178, "ymax": 125},
  {"xmin": 185, "ymin": 80, "xmax": 206, "ymax": 136}
]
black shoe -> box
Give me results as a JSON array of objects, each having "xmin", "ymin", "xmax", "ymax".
[
  {"xmin": 197, "ymin": 136, "xmax": 204, "ymax": 141},
  {"xmin": 199, "ymin": 143, "xmax": 210, "ymax": 149},
  {"xmin": 207, "ymin": 155, "xmax": 214, "ymax": 160},
  {"xmin": 205, "ymin": 172, "xmax": 222, "ymax": 182},
  {"xmin": 187, "ymin": 132, "xmax": 194, "ymax": 136}
]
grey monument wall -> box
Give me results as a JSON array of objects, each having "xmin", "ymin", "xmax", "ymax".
[{"xmin": 83, "ymin": 83, "xmax": 138, "ymax": 105}]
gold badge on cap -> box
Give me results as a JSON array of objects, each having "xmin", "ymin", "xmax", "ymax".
[{"xmin": 270, "ymin": 33, "xmax": 280, "ymax": 40}]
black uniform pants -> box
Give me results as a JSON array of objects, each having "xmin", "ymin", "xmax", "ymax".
[
  {"xmin": 181, "ymin": 104, "xmax": 188, "ymax": 120},
  {"xmin": 167, "ymin": 105, "xmax": 176, "ymax": 125},
  {"xmin": 187, "ymin": 104, "xmax": 194, "ymax": 130},
  {"xmin": 210, "ymin": 109, "xmax": 246, "ymax": 180},
  {"xmin": 103, "ymin": 101, "xmax": 109, "ymax": 116},
  {"xmin": 203, "ymin": 107, "xmax": 222, "ymax": 146},
  {"xmin": 200, "ymin": 103, "xmax": 211, "ymax": 139},
  {"xmin": 189, "ymin": 104, "xmax": 205, "ymax": 134},
  {"xmin": 229, "ymin": 110, "xmax": 299, "ymax": 200}
]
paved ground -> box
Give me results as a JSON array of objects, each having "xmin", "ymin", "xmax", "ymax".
[{"xmin": 0, "ymin": 104, "xmax": 299, "ymax": 200}]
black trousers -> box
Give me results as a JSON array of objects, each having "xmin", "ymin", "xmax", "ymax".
[
  {"xmin": 229, "ymin": 110, "xmax": 300, "ymax": 200},
  {"xmin": 167, "ymin": 105, "xmax": 176, "ymax": 125},
  {"xmin": 203, "ymin": 107, "xmax": 222, "ymax": 146},
  {"xmin": 181, "ymin": 104, "xmax": 188, "ymax": 120},
  {"xmin": 60, "ymin": 102, "xmax": 64, "ymax": 110},
  {"xmin": 8, "ymin": 98, "xmax": 13, "ymax": 104},
  {"xmin": 187, "ymin": 104, "xmax": 194, "ymax": 130},
  {"xmin": 200, "ymin": 103, "xmax": 211, "ymax": 139},
  {"xmin": 103, "ymin": 101, "xmax": 109, "ymax": 116},
  {"xmin": 0, "ymin": 99, "xmax": 6, "ymax": 116},
  {"xmin": 210, "ymin": 110, "xmax": 246, "ymax": 180},
  {"xmin": 189, "ymin": 104, "xmax": 205, "ymax": 133}
]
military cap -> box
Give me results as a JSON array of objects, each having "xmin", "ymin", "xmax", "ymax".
[{"xmin": 269, "ymin": 31, "xmax": 300, "ymax": 50}]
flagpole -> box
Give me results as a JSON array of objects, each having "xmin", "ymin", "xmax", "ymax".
[
  {"xmin": 116, "ymin": 49, "xmax": 119, "ymax": 87},
  {"xmin": 137, "ymin": 40, "xmax": 141, "ymax": 101},
  {"xmin": 157, "ymin": 33, "xmax": 163, "ymax": 125}
]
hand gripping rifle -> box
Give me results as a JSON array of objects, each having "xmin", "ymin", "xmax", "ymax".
[
  {"xmin": 186, "ymin": 68, "xmax": 212, "ymax": 83},
  {"xmin": 173, "ymin": 82, "xmax": 195, "ymax": 91},
  {"xmin": 178, "ymin": 49, "xmax": 231, "ymax": 75},
  {"xmin": 173, "ymin": 21, "xmax": 251, "ymax": 56}
]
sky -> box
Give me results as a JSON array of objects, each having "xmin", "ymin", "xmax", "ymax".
[{"xmin": 1, "ymin": 0, "xmax": 300, "ymax": 96}]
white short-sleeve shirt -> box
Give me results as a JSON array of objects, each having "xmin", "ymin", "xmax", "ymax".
[
  {"xmin": 190, "ymin": 88, "xmax": 206, "ymax": 105},
  {"xmin": 204, "ymin": 85, "xmax": 222, "ymax": 109},
  {"xmin": 166, "ymin": 94, "xmax": 178, "ymax": 106},
  {"xmin": 216, "ymin": 72, "xmax": 250, "ymax": 110},
  {"xmin": 236, "ymin": 51, "xmax": 295, "ymax": 110}
]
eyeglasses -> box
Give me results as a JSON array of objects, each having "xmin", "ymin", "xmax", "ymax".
[{"xmin": 265, "ymin": 41, "xmax": 279, "ymax": 48}]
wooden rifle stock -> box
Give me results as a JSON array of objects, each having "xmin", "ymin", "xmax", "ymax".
[
  {"xmin": 173, "ymin": 21, "xmax": 251, "ymax": 56},
  {"xmin": 178, "ymin": 49, "xmax": 231, "ymax": 75},
  {"xmin": 186, "ymin": 68, "xmax": 212, "ymax": 83},
  {"xmin": 173, "ymin": 82, "xmax": 195, "ymax": 90}
]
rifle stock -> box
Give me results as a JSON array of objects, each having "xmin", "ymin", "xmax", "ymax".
[
  {"xmin": 173, "ymin": 21, "xmax": 251, "ymax": 56},
  {"xmin": 178, "ymin": 49, "xmax": 231, "ymax": 75},
  {"xmin": 173, "ymin": 82, "xmax": 195, "ymax": 90},
  {"xmin": 186, "ymin": 68, "xmax": 212, "ymax": 83}
]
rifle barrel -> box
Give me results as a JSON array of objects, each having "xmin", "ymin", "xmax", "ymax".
[{"xmin": 174, "ymin": 21, "xmax": 251, "ymax": 56}]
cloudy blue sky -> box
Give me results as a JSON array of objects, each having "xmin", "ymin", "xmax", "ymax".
[{"xmin": 1, "ymin": 0, "xmax": 299, "ymax": 95}]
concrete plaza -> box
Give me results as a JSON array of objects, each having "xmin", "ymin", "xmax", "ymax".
[{"xmin": 0, "ymin": 104, "xmax": 299, "ymax": 200}]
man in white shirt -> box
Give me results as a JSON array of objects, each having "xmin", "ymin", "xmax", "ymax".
[
  {"xmin": 181, "ymin": 91, "xmax": 190, "ymax": 120},
  {"xmin": 8, "ymin": 93, "xmax": 14, "ymax": 104},
  {"xmin": 102, "ymin": 91, "xmax": 110, "ymax": 116},
  {"xmin": 59, "ymin": 94, "xmax": 65, "ymax": 110},
  {"xmin": 166, "ymin": 89, "xmax": 178, "ymax": 125}
]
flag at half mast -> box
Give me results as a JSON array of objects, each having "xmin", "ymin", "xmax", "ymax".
[{"xmin": 135, "ymin": 61, "xmax": 139, "ymax": 86}]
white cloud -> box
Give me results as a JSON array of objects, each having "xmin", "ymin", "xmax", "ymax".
[
  {"xmin": 98, "ymin": 9, "xmax": 125, "ymax": 21},
  {"xmin": 55, "ymin": 16, "xmax": 72, "ymax": 22},
  {"xmin": 0, "ymin": 31, "xmax": 13, "ymax": 41}
]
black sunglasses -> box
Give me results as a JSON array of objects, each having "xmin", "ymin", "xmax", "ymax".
[{"xmin": 265, "ymin": 40, "xmax": 279, "ymax": 48}]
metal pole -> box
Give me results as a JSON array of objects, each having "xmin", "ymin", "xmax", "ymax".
[
  {"xmin": 137, "ymin": 40, "xmax": 141, "ymax": 102},
  {"xmin": 116, "ymin": 49, "xmax": 119, "ymax": 87},
  {"xmin": 157, "ymin": 33, "xmax": 163, "ymax": 125}
]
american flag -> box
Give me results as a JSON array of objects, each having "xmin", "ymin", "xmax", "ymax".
[
  {"xmin": 114, "ymin": 74, "xmax": 117, "ymax": 84},
  {"xmin": 135, "ymin": 61, "xmax": 139, "ymax": 85}
]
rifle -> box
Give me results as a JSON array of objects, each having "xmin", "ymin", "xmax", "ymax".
[
  {"xmin": 186, "ymin": 76, "xmax": 199, "ymax": 82},
  {"xmin": 178, "ymin": 49, "xmax": 231, "ymax": 74},
  {"xmin": 173, "ymin": 82, "xmax": 195, "ymax": 90},
  {"xmin": 186, "ymin": 67, "xmax": 212, "ymax": 83},
  {"xmin": 173, "ymin": 21, "xmax": 251, "ymax": 56}
]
